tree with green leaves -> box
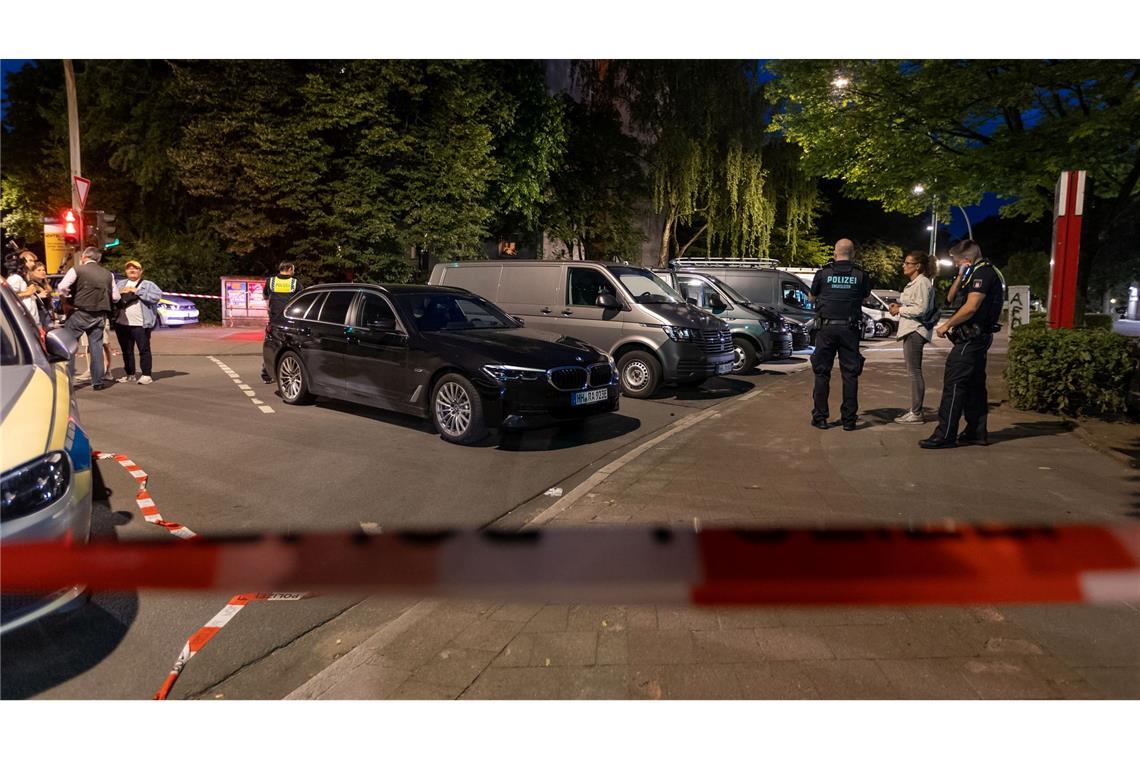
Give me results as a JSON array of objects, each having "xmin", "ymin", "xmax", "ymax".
[{"xmin": 768, "ymin": 60, "xmax": 1140, "ymax": 312}]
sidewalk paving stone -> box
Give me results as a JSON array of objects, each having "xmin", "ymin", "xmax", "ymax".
[
  {"xmin": 629, "ymin": 664, "xmax": 745, "ymax": 699},
  {"xmin": 521, "ymin": 605, "xmax": 570, "ymax": 633},
  {"xmin": 596, "ymin": 631, "xmax": 628, "ymax": 665},
  {"xmin": 525, "ymin": 632, "xmax": 599, "ymax": 667},
  {"xmin": 410, "ymin": 647, "xmax": 497, "ymax": 689},
  {"xmin": 627, "ymin": 630, "xmax": 698, "ymax": 665},
  {"xmin": 799, "ymin": 660, "xmax": 900, "ymax": 699},
  {"xmin": 877, "ymin": 659, "xmax": 980, "ymax": 699},
  {"xmin": 733, "ymin": 662, "xmax": 819, "ymax": 699},
  {"xmin": 753, "ymin": 628, "xmax": 835, "ymax": 661},
  {"xmin": 462, "ymin": 666, "xmax": 631, "ymax": 700},
  {"xmin": 692, "ymin": 629, "xmax": 767, "ymax": 663}
]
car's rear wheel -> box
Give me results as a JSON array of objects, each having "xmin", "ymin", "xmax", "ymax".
[
  {"xmin": 432, "ymin": 373, "xmax": 487, "ymax": 445},
  {"xmin": 277, "ymin": 351, "xmax": 314, "ymax": 404},
  {"xmin": 732, "ymin": 336, "xmax": 758, "ymax": 372},
  {"xmin": 617, "ymin": 350, "xmax": 661, "ymax": 399}
]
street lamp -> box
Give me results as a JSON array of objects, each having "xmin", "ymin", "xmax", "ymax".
[
  {"xmin": 832, "ymin": 76, "xmax": 850, "ymax": 91},
  {"xmin": 913, "ymin": 185, "xmax": 937, "ymax": 258}
]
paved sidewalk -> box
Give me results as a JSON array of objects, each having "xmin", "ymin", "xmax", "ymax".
[{"xmin": 277, "ymin": 342, "xmax": 1139, "ymax": 699}]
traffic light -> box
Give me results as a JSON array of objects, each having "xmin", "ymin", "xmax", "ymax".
[
  {"xmin": 96, "ymin": 211, "xmax": 119, "ymax": 249},
  {"xmin": 62, "ymin": 209, "xmax": 80, "ymax": 245}
]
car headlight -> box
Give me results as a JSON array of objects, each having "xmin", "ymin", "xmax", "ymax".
[
  {"xmin": 662, "ymin": 325, "xmax": 698, "ymax": 342},
  {"xmin": 482, "ymin": 364, "xmax": 545, "ymax": 382},
  {"xmin": 1, "ymin": 451, "xmax": 71, "ymax": 522}
]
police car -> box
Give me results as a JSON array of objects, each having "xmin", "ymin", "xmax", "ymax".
[
  {"xmin": 0, "ymin": 283, "xmax": 94, "ymax": 633},
  {"xmin": 155, "ymin": 295, "xmax": 200, "ymax": 327}
]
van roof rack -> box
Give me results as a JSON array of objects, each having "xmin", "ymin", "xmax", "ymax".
[{"xmin": 670, "ymin": 257, "xmax": 780, "ymax": 270}]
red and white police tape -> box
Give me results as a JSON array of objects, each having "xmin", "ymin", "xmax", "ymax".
[
  {"xmin": 7, "ymin": 524, "xmax": 1140, "ymax": 606},
  {"xmin": 94, "ymin": 450, "xmax": 309, "ymax": 699},
  {"xmin": 161, "ymin": 292, "xmax": 224, "ymax": 300},
  {"xmin": 96, "ymin": 452, "xmax": 197, "ymax": 540}
]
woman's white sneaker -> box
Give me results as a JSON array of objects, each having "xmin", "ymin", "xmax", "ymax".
[
  {"xmin": 137, "ymin": 375, "xmax": 154, "ymax": 385},
  {"xmin": 894, "ymin": 411, "xmax": 924, "ymax": 424}
]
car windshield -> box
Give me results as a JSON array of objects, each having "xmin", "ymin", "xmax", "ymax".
[
  {"xmin": 611, "ymin": 267, "xmax": 683, "ymax": 304},
  {"xmin": 394, "ymin": 292, "xmax": 518, "ymax": 332}
]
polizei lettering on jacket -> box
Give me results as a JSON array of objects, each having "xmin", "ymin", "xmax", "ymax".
[{"xmin": 826, "ymin": 275, "xmax": 858, "ymax": 288}]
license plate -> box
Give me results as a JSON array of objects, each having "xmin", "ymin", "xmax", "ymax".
[
  {"xmin": 572, "ymin": 388, "xmax": 609, "ymax": 406},
  {"xmin": 716, "ymin": 361, "xmax": 734, "ymax": 375}
]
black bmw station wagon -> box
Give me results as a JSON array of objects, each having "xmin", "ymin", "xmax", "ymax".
[{"xmin": 262, "ymin": 284, "xmax": 620, "ymax": 444}]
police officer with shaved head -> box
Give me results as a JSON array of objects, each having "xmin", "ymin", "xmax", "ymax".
[
  {"xmin": 809, "ymin": 239, "xmax": 872, "ymax": 430},
  {"xmin": 920, "ymin": 238, "xmax": 1005, "ymax": 449}
]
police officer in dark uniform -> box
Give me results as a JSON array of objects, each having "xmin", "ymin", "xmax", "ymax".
[
  {"xmin": 809, "ymin": 239, "xmax": 872, "ymax": 430},
  {"xmin": 920, "ymin": 239, "xmax": 1005, "ymax": 449},
  {"xmin": 265, "ymin": 262, "xmax": 303, "ymax": 322},
  {"xmin": 261, "ymin": 262, "xmax": 303, "ymax": 382}
]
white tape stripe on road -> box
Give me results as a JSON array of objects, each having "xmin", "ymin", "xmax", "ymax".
[{"xmin": 524, "ymin": 388, "xmax": 765, "ymax": 528}]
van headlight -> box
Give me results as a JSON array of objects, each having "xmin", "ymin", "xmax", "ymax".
[
  {"xmin": 662, "ymin": 325, "xmax": 698, "ymax": 342},
  {"xmin": 482, "ymin": 364, "xmax": 545, "ymax": 382},
  {"xmin": 1, "ymin": 451, "xmax": 71, "ymax": 522}
]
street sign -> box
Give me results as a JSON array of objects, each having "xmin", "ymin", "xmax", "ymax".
[{"xmin": 73, "ymin": 175, "xmax": 91, "ymax": 209}]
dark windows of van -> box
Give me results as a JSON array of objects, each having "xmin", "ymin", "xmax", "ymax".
[
  {"xmin": 499, "ymin": 265, "xmax": 560, "ymax": 304},
  {"xmin": 782, "ymin": 280, "xmax": 813, "ymax": 310},
  {"xmin": 286, "ymin": 292, "xmax": 322, "ymax": 320},
  {"xmin": 567, "ymin": 268, "xmax": 616, "ymax": 307},
  {"xmin": 355, "ymin": 293, "xmax": 398, "ymax": 331},
  {"xmin": 318, "ymin": 290, "xmax": 356, "ymax": 324}
]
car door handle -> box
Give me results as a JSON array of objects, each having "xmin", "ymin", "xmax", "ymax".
[
  {"xmin": 294, "ymin": 326, "xmax": 311, "ymax": 336},
  {"xmin": 540, "ymin": 307, "xmax": 552, "ymax": 314}
]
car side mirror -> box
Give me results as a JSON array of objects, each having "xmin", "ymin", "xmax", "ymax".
[
  {"xmin": 596, "ymin": 293, "xmax": 621, "ymax": 310},
  {"xmin": 369, "ymin": 318, "xmax": 397, "ymax": 332},
  {"xmin": 45, "ymin": 329, "xmax": 76, "ymax": 363}
]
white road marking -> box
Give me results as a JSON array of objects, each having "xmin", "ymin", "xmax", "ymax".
[
  {"xmin": 524, "ymin": 388, "xmax": 765, "ymax": 528},
  {"xmin": 207, "ymin": 355, "xmax": 274, "ymax": 415}
]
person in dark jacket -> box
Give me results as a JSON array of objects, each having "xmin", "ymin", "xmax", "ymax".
[
  {"xmin": 265, "ymin": 262, "xmax": 303, "ymax": 321},
  {"xmin": 58, "ymin": 247, "xmax": 120, "ymax": 390},
  {"xmin": 808, "ymin": 239, "xmax": 873, "ymax": 430}
]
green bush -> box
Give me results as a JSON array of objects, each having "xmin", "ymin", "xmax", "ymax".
[{"xmin": 1005, "ymin": 324, "xmax": 1138, "ymax": 418}]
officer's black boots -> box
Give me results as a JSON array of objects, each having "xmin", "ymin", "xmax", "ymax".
[
  {"xmin": 842, "ymin": 420, "xmax": 857, "ymax": 431},
  {"xmin": 811, "ymin": 419, "xmax": 829, "ymax": 430},
  {"xmin": 918, "ymin": 436, "xmax": 957, "ymax": 449}
]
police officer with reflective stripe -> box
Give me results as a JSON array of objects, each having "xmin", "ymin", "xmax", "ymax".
[
  {"xmin": 809, "ymin": 239, "xmax": 872, "ymax": 431},
  {"xmin": 261, "ymin": 262, "xmax": 303, "ymax": 383},
  {"xmin": 920, "ymin": 239, "xmax": 1005, "ymax": 449},
  {"xmin": 265, "ymin": 262, "xmax": 302, "ymax": 322}
]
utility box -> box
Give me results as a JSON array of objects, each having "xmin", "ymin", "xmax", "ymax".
[{"xmin": 221, "ymin": 277, "xmax": 269, "ymax": 327}]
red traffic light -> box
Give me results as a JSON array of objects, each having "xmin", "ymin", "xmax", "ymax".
[{"xmin": 62, "ymin": 209, "xmax": 80, "ymax": 244}]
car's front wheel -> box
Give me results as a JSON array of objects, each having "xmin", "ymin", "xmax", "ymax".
[
  {"xmin": 431, "ymin": 373, "xmax": 487, "ymax": 445},
  {"xmin": 617, "ymin": 350, "xmax": 661, "ymax": 399},
  {"xmin": 732, "ymin": 336, "xmax": 758, "ymax": 372},
  {"xmin": 277, "ymin": 351, "xmax": 314, "ymax": 404}
]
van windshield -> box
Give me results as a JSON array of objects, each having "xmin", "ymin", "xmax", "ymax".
[{"xmin": 610, "ymin": 267, "xmax": 683, "ymax": 305}]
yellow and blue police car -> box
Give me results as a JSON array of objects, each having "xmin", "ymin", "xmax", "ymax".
[{"xmin": 1, "ymin": 283, "xmax": 93, "ymax": 634}]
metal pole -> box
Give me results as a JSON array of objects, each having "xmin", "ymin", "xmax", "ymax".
[
  {"xmin": 956, "ymin": 205, "xmax": 973, "ymax": 240},
  {"xmin": 63, "ymin": 60, "xmax": 83, "ymax": 266},
  {"xmin": 928, "ymin": 205, "xmax": 938, "ymax": 258}
]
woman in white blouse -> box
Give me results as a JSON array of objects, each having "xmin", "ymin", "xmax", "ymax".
[{"xmin": 889, "ymin": 251, "xmax": 938, "ymax": 424}]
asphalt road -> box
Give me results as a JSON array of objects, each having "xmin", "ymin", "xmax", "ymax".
[{"xmin": 2, "ymin": 349, "xmax": 799, "ymax": 699}]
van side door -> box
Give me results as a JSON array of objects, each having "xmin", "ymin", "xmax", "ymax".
[
  {"xmin": 560, "ymin": 266, "xmax": 626, "ymax": 353},
  {"xmin": 497, "ymin": 264, "xmax": 562, "ymax": 332}
]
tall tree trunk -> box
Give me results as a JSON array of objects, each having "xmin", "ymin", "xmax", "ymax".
[
  {"xmin": 659, "ymin": 208, "xmax": 676, "ymax": 267},
  {"xmin": 676, "ymin": 223, "xmax": 709, "ymax": 259}
]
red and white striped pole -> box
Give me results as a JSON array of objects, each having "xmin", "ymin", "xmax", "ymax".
[{"xmin": 1047, "ymin": 169, "xmax": 1086, "ymax": 330}]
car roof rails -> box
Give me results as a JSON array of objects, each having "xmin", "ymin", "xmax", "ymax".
[{"xmin": 670, "ymin": 257, "xmax": 780, "ymax": 270}]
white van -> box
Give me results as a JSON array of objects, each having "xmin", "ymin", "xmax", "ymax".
[{"xmin": 429, "ymin": 261, "xmax": 735, "ymax": 398}]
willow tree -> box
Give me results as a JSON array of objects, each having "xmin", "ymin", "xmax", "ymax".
[{"xmin": 575, "ymin": 60, "xmax": 818, "ymax": 265}]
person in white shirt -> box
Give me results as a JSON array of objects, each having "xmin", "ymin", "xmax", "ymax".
[
  {"xmin": 888, "ymin": 251, "xmax": 938, "ymax": 424},
  {"xmin": 113, "ymin": 260, "xmax": 163, "ymax": 384},
  {"xmin": 3, "ymin": 253, "xmax": 38, "ymax": 322}
]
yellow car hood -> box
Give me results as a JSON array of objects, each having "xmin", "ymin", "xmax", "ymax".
[{"xmin": 1, "ymin": 364, "xmax": 69, "ymax": 472}]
